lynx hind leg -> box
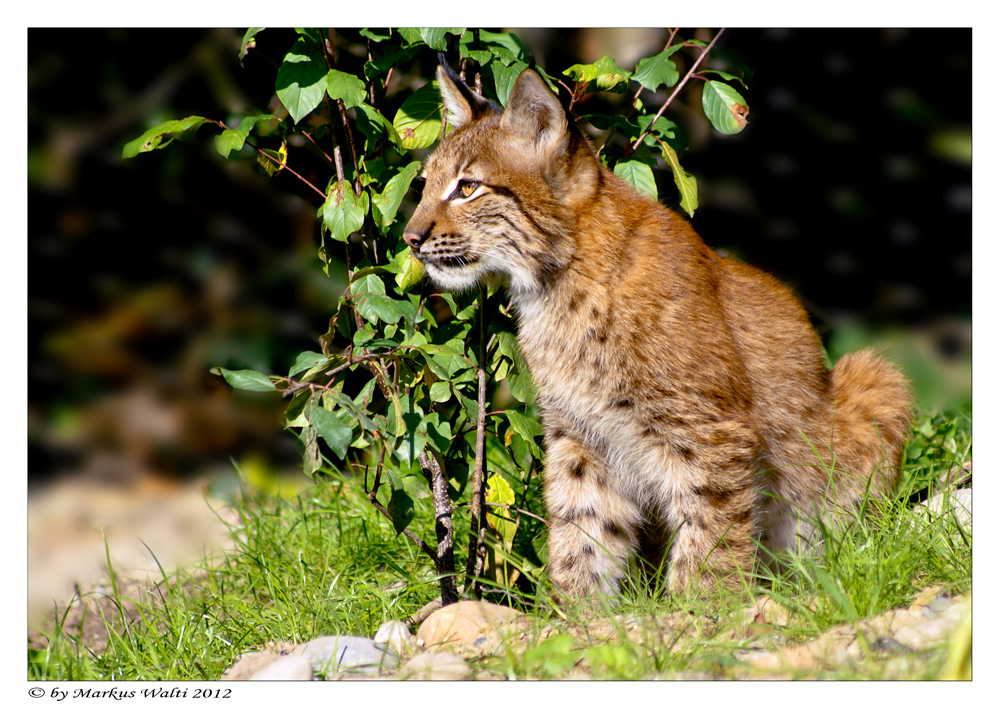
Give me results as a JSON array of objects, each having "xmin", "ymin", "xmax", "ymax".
[
  {"xmin": 544, "ymin": 430, "xmax": 642, "ymax": 598},
  {"xmin": 666, "ymin": 420, "xmax": 760, "ymax": 594}
]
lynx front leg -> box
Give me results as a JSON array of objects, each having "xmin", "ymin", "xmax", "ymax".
[
  {"xmin": 544, "ymin": 429, "xmax": 642, "ymax": 597},
  {"xmin": 666, "ymin": 421, "xmax": 760, "ymax": 593}
]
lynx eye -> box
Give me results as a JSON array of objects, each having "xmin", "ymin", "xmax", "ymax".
[{"xmin": 456, "ymin": 179, "xmax": 481, "ymax": 199}]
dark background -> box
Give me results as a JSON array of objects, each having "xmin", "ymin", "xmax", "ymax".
[{"xmin": 27, "ymin": 28, "xmax": 972, "ymax": 489}]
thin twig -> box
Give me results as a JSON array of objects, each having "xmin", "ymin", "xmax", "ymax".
[
  {"xmin": 626, "ymin": 28, "xmax": 726, "ymax": 156},
  {"xmin": 464, "ymin": 289, "xmax": 490, "ymax": 597},
  {"xmin": 236, "ymin": 131, "xmax": 326, "ymax": 200}
]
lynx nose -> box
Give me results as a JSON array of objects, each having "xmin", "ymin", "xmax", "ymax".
[{"xmin": 403, "ymin": 230, "xmax": 425, "ymax": 249}]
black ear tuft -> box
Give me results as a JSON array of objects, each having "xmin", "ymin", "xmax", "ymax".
[{"xmin": 526, "ymin": 53, "xmax": 536, "ymax": 70}]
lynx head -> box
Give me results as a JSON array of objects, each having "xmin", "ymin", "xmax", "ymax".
[{"xmin": 403, "ymin": 61, "xmax": 600, "ymax": 296}]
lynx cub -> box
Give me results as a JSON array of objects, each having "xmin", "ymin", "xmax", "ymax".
[{"xmin": 403, "ymin": 62, "xmax": 912, "ymax": 596}]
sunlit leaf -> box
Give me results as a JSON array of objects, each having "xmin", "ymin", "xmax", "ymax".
[
  {"xmin": 632, "ymin": 46, "xmax": 682, "ymax": 91},
  {"xmin": 326, "ymin": 69, "xmax": 367, "ymax": 110},
  {"xmin": 486, "ymin": 473, "xmax": 517, "ymax": 545},
  {"xmin": 276, "ymin": 38, "xmax": 328, "ymax": 124},
  {"xmin": 657, "ymin": 139, "xmax": 698, "ymax": 217},
  {"xmin": 122, "ymin": 116, "xmax": 211, "ymax": 159},
  {"xmin": 613, "ymin": 159, "xmax": 658, "ymax": 200},
  {"xmin": 321, "ymin": 180, "xmax": 368, "ymax": 242},
  {"xmin": 701, "ymin": 80, "xmax": 749, "ymax": 135},
  {"xmin": 214, "ymin": 115, "xmax": 279, "ymax": 158},
  {"xmin": 373, "ymin": 161, "xmax": 422, "ymax": 233},
  {"xmin": 564, "ymin": 56, "xmax": 631, "ymax": 90},
  {"xmin": 239, "ymin": 28, "xmax": 264, "ymax": 66},
  {"xmin": 210, "ymin": 367, "xmax": 275, "ymax": 392},
  {"xmin": 419, "ymin": 27, "xmax": 464, "ymax": 51},
  {"xmin": 393, "ymin": 83, "xmax": 443, "ymax": 150}
]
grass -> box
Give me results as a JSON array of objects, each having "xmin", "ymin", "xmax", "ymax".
[{"xmin": 28, "ymin": 404, "xmax": 971, "ymax": 681}]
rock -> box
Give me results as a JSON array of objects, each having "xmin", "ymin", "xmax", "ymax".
[
  {"xmin": 416, "ymin": 601, "xmax": 524, "ymax": 655},
  {"xmin": 293, "ymin": 636, "xmax": 399, "ymax": 677},
  {"xmin": 919, "ymin": 488, "xmax": 971, "ymax": 530},
  {"xmin": 374, "ymin": 620, "xmax": 415, "ymax": 657},
  {"xmin": 220, "ymin": 642, "xmax": 298, "ymax": 680},
  {"xmin": 407, "ymin": 597, "xmax": 444, "ymax": 626},
  {"xmin": 248, "ymin": 655, "xmax": 314, "ymax": 680},
  {"xmin": 398, "ymin": 652, "xmax": 472, "ymax": 680}
]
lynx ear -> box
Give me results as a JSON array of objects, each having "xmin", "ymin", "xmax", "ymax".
[
  {"xmin": 500, "ymin": 69, "xmax": 568, "ymax": 152},
  {"xmin": 435, "ymin": 61, "xmax": 497, "ymax": 130}
]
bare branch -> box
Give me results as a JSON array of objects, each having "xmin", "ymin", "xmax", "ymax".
[{"xmin": 626, "ymin": 28, "xmax": 726, "ymax": 156}]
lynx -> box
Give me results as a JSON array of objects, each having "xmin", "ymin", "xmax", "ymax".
[{"xmin": 403, "ymin": 61, "xmax": 912, "ymax": 597}]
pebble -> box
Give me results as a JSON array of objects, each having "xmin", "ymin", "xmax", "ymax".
[
  {"xmin": 919, "ymin": 487, "xmax": 972, "ymax": 531},
  {"xmin": 374, "ymin": 620, "xmax": 415, "ymax": 657},
  {"xmin": 292, "ymin": 636, "xmax": 399, "ymax": 677},
  {"xmin": 248, "ymin": 655, "xmax": 314, "ymax": 681},
  {"xmin": 417, "ymin": 601, "xmax": 525, "ymax": 655},
  {"xmin": 397, "ymin": 652, "xmax": 472, "ymax": 680}
]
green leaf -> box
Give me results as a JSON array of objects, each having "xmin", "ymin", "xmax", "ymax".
[
  {"xmin": 239, "ymin": 28, "xmax": 264, "ymax": 66},
  {"xmin": 699, "ymin": 69, "xmax": 748, "ymax": 88},
  {"xmin": 387, "ymin": 489, "xmax": 415, "ymax": 535},
  {"xmin": 396, "ymin": 28, "xmax": 424, "ymax": 46},
  {"xmin": 350, "ymin": 274, "xmax": 418, "ymax": 325},
  {"xmin": 458, "ymin": 31, "xmax": 493, "ymax": 65},
  {"xmin": 214, "ymin": 115, "xmax": 279, "ymax": 158},
  {"xmin": 636, "ymin": 114, "xmax": 677, "ymax": 144},
  {"xmin": 631, "ymin": 46, "xmax": 682, "ymax": 92},
  {"xmin": 276, "ymin": 38, "xmax": 328, "ymax": 124},
  {"xmin": 122, "ymin": 116, "xmax": 211, "ymax": 159},
  {"xmin": 394, "ymin": 249, "xmax": 425, "ymax": 292},
  {"xmin": 429, "ymin": 381, "xmax": 452, "ymax": 403},
  {"xmin": 289, "ymin": 351, "xmax": 328, "ymax": 377},
  {"xmin": 321, "ymin": 180, "xmax": 368, "ymax": 242},
  {"xmin": 657, "ymin": 139, "xmax": 698, "ymax": 217},
  {"xmin": 701, "ymin": 80, "xmax": 749, "ymax": 135},
  {"xmin": 372, "ymin": 161, "xmax": 422, "ymax": 233},
  {"xmin": 488, "ymin": 60, "xmax": 529, "ymax": 107},
  {"xmin": 360, "ymin": 28, "xmax": 391, "ymax": 42},
  {"xmin": 504, "ymin": 409, "xmax": 543, "ymax": 459},
  {"xmin": 307, "ymin": 401, "xmax": 353, "ymax": 459},
  {"xmin": 477, "ymin": 30, "xmax": 528, "ymax": 63},
  {"xmin": 210, "ymin": 367, "xmax": 275, "ymax": 392},
  {"xmin": 485, "ymin": 473, "xmax": 517, "ymax": 546},
  {"xmin": 301, "ymin": 426, "xmax": 322, "ymax": 476},
  {"xmin": 419, "ymin": 28, "xmax": 464, "ymax": 51},
  {"xmin": 355, "ymin": 102, "xmax": 401, "ymax": 149},
  {"xmin": 392, "ymin": 83, "xmax": 443, "ymax": 150},
  {"xmin": 326, "ymin": 69, "xmax": 367, "ymax": 110},
  {"xmin": 613, "ymin": 159, "xmax": 658, "ymax": 200},
  {"xmin": 256, "ymin": 140, "xmax": 287, "ymax": 178},
  {"xmin": 564, "ymin": 56, "xmax": 631, "ymax": 91}
]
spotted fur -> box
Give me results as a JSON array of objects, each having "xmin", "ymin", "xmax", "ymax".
[{"xmin": 404, "ymin": 64, "xmax": 912, "ymax": 597}]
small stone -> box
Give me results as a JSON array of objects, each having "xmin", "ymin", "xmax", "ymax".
[
  {"xmin": 894, "ymin": 616, "xmax": 962, "ymax": 651},
  {"xmin": 220, "ymin": 644, "xmax": 295, "ymax": 681},
  {"xmin": 398, "ymin": 652, "xmax": 472, "ymax": 680},
  {"xmin": 294, "ymin": 636, "xmax": 398, "ymax": 677},
  {"xmin": 248, "ymin": 655, "xmax": 314, "ymax": 681},
  {"xmin": 918, "ymin": 488, "xmax": 971, "ymax": 530},
  {"xmin": 374, "ymin": 620, "xmax": 415, "ymax": 657},
  {"xmin": 417, "ymin": 601, "xmax": 524, "ymax": 655}
]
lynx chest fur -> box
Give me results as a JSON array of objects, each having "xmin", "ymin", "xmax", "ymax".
[{"xmin": 404, "ymin": 62, "xmax": 912, "ymax": 596}]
